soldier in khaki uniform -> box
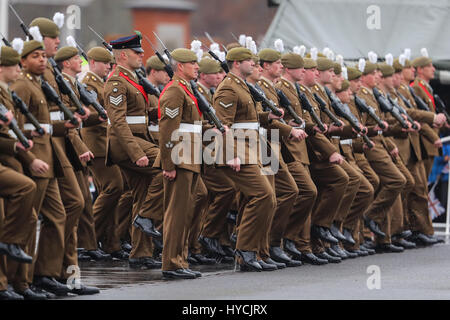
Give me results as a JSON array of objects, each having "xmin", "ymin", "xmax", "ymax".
[
  {"xmin": 0, "ymin": 44, "xmax": 42, "ymax": 300},
  {"xmin": 396, "ymin": 56, "xmax": 445, "ymax": 244},
  {"xmin": 356, "ymin": 59, "xmax": 407, "ymax": 252},
  {"xmin": 298, "ymin": 57, "xmax": 348, "ymax": 263},
  {"xmin": 213, "ymin": 47, "xmax": 277, "ymax": 272},
  {"xmin": 81, "ymin": 47, "xmax": 129, "ymax": 259},
  {"xmin": 275, "ymin": 53, "xmax": 330, "ymax": 265},
  {"xmin": 255, "ymin": 49, "xmax": 304, "ymax": 268},
  {"xmin": 104, "ymin": 35, "xmax": 163, "ymax": 270},
  {"xmin": 411, "ymin": 54, "xmax": 442, "ymax": 178},
  {"xmin": 156, "ymin": 48, "xmax": 209, "ymax": 279},
  {"xmin": 332, "ymin": 77, "xmax": 375, "ymax": 257},
  {"xmin": 313, "ymin": 56, "xmax": 364, "ymax": 259},
  {"xmin": 11, "ymin": 39, "xmax": 71, "ymax": 296},
  {"xmin": 53, "ymin": 46, "xmax": 110, "ymax": 265}
]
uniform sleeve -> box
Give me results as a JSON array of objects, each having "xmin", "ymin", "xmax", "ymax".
[
  {"xmin": 407, "ymin": 109, "xmax": 435, "ymax": 125},
  {"xmin": 10, "ymin": 80, "xmax": 34, "ymax": 138},
  {"xmin": 104, "ymin": 80, "xmax": 145, "ymax": 163},
  {"xmin": 420, "ymin": 123, "xmax": 440, "ymax": 144},
  {"xmin": 158, "ymin": 85, "xmax": 184, "ymax": 171},
  {"xmin": 81, "ymin": 83, "xmax": 103, "ymax": 127}
]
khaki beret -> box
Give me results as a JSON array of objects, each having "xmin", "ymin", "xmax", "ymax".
[
  {"xmin": 347, "ymin": 67, "xmax": 362, "ymax": 81},
  {"xmin": 54, "ymin": 46, "xmax": 79, "ymax": 63},
  {"xmin": 87, "ymin": 47, "xmax": 113, "ymax": 63},
  {"xmin": 258, "ymin": 48, "xmax": 281, "ymax": 63},
  {"xmin": 393, "ymin": 58, "xmax": 412, "ymax": 73},
  {"xmin": 378, "ymin": 63, "xmax": 395, "ymax": 77},
  {"xmin": 333, "ymin": 62, "xmax": 342, "ymax": 75},
  {"xmin": 316, "ymin": 57, "xmax": 334, "ymax": 71},
  {"xmin": 226, "ymin": 42, "xmax": 242, "ymax": 51},
  {"xmin": 281, "ymin": 53, "xmax": 304, "ymax": 69},
  {"xmin": 199, "ymin": 58, "xmax": 221, "ymax": 74},
  {"xmin": 29, "ymin": 17, "xmax": 59, "ymax": 38},
  {"xmin": 363, "ymin": 61, "xmax": 377, "ymax": 75},
  {"xmin": 226, "ymin": 47, "xmax": 252, "ymax": 62},
  {"xmin": 21, "ymin": 40, "xmax": 45, "ymax": 58},
  {"xmin": 171, "ymin": 48, "xmax": 198, "ymax": 63},
  {"xmin": 305, "ymin": 52, "xmax": 326, "ymax": 58},
  {"xmin": 146, "ymin": 55, "xmax": 167, "ymax": 71},
  {"xmin": 336, "ymin": 80, "xmax": 350, "ymax": 93},
  {"xmin": 251, "ymin": 54, "xmax": 259, "ymax": 64},
  {"xmin": 0, "ymin": 46, "xmax": 21, "ymax": 66},
  {"xmin": 303, "ymin": 58, "xmax": 317, "ymax": 69},
  {"xmin": 412, "ymin": 56, "xmax": 433, "ymax": 68}
]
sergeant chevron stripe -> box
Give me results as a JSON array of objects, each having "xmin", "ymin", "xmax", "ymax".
[
  {"xmin": 109, "ymin": 95, "xmax": 123, "ymax": 106},
  {"xmin": 219, "ymin": 101, "xmax": 232, "ymax": 109},
  {"xmin": 165, "ymin": 107, "xmax": 180, "ymax": 119}
]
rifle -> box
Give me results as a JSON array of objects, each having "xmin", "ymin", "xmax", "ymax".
[
  {"xmin": 76, "ymin": 82, "xmax": 108, "ymax": 120},
  {"xmin": 153, "ymin": 32, "xmax": 173, "ymax": 63},
  {"xmin": 313, "ymin": 90, "xmax": 342, "ymax": 127},
  {"xmin": 8, "ymin": 5, "xmax": 32, "ymax": 39},
  {"xmin": 190, "ymin": 80, "xmax": 225, "ymax": 133},
  {"xmin": 327, "ymin": 94, "xmax": 374, "ymax": 148},
  {"xmin": 408, "ymin": 86, "xmax": 430, "ymax": 111},
  {"xmin": 245, "ymin": 81, "xmax": 283, "ymax": 117},
  {"xmin": 276, "ymin": 89, "xmax": 304, "ymax": 128},
  {"xmin": 295, "ymin": 83, "xmax": 326, "ymax": 132},
  {"xmin": 354, "ymin": 95, "xmax": 386, "ymax": 129},
  {"xmin": 372, "ymin": 87, "xmax": 409, "ymax": 129},
  {"xmin": 135, "ymin": 69, "xmax": 161, "ymax": 98},
  {"xmin": 0, "ymin": 104, "xmax": 30, "ymax": 149},
  {"xmin": 10, "ymin": 91, "xmax": 45, "ymax": 135},
  {"xmin": 387, "ymin": 94, "xmax": 419, "ymax": 130},
  {"xmin": 88, "ymin": 26, "xmax": 113, "ymax": 51},
  {"xmin": 142, "ymin": 34, "xmax": 174, "ymax": 79},
  {"xmin": 397, "ymin": 91, "xmax": 414, "ymax": 109},
  {"xmin": 203, "ymin": 32, "xmax": 230, "ymax": 73},
  {"xmin": 434, "ymin": 94, "xmax": 450, "ymax": 123},
  {"xmin": 41, "ymin": 78, "xmax": 79, "ymax": 126},
  {"xmin": 0, "ymin": 32, "xmax": 11, "ymax": 47}
]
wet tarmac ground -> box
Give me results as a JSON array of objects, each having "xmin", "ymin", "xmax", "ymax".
[{"xmin": 65, "ymin": 235, "xmax": 450, "ymax": 300}]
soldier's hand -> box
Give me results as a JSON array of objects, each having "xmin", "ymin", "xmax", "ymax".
[
  {"xmin": 390, "ymin": 147, "xmax": 399, "ymax": 158},
  {"xmin": 99, "ymin": 110, "xmax": 108, "ymax": 122},
  {"xmin": 0, "ymin": 110, "xmax": 13, "ymax": 126},
  {"xmin": 413, "ymin": 121, "xmax": 421, "ymax": 131},
  {"xmin": 375, "ymin": 121, "xmax": 389, "ymax": 132},
  {"xmin": 363, "ymin": 140, "xmax": 375, "ymax": 150},
  {"xmin": 289, "ymin": 128, "xmax": 307, "ymax": 141},
  {"xmin": 65, "ymin": 114, "xmax": 81, "ymax": 129},
  {"xmin": 329, "ymin": 120, "xmax": 344, "ymax": 133},
  {"xmin": 16, "ymin": 140, "xmax": 34, "ymax": 152},
  {"xmin": 329, "ymin": 152, "xmax": 344, "ymax": 165},
  {"xmin": 401, "ymin": 121, "xmax": 413, "ymax": 132},
  {"xmin": 445, "ymin": 122, "xmax": 450, "ymax": 129},
  {"xmin": 434, "ymin": 139, "xmax": 443, "ymax": 148},
  {"xmin": 288, "ymin": 119, "xmax": 304, "ymax": 127},
  {"xmin": 76, "ymin": 106, "xmax": 91, "ymax": 120},
  {"xmin": 163, "ymin": 169, "xmax": 176, "ymax": 181},
  {"xmin": 268, "ymin": 109, "xmax": 284, "ymax": 120},
  {"xmin": 136, "ymin": 156, "xmax": 149, "ymax": 167},
  {"xmin": 227, "ymin": 157, "xmax": 241, "ymax": 172},
  {"xmin": 313, "ymin": 124, "xmax": 328, "ymax": 134},
  {"xmin": 433, "ymin": 113, "xmax": 446, "ymax": 127},
  {"xmin": 29, "ymin": 159, "xmax": 49, "ymax": 175},
  {"xmin": 79, "ymin": 151, "xmax": 94, "ymax": 163}
]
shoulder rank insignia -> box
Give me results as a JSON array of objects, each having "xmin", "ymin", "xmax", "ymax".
[
  {"xmin": 113, "ymin": 82, "xmax": 119, "ymax": 86},
  {"xmin": 165, "ymin": 107, "xmax": 179, "ymax": 119},
  {"xmin": 362, "ymin": 88, "xmax": 368, "ymax": 94},
  {"xmin": 219, "ymin": 101, "xmax": 232, "ymax": 109}
]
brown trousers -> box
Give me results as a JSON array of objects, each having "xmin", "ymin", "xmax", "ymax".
[
  {"xmin": 57, "ymin": 167, "xmax": 84, "ymax": 280},
  {"xmin": 423, "ymin": 156, "xmax": 435, "ymax": 181},
  {"xmin": 120, "ymin": 159, "xmax": 163, "ymax": 259},
  {"xmin": 116, "ymin": 185, "xmax": 133, "ymax": 242},
  {"xmin": 0, "ymin": 199, "xmax": 6, "ymax": 291},
  {"xmin": 406, "ymin": 159, "xmax": 434, "ymax": 235},
  {"xmin": 366, "ymin": 155, "xmax": 406, "ymax": 244},
  {"xmin": 162, "ymin": 169, "xmax": 199, "ymax": 271},
  {"xmin": 266, "ymin": 162, "xmax": 298, "ymax": 255},
  {"xmin": 333, "ymin": 160, "xmax": 361, "ymax": 224},
  {"xmin": 201, "ymin": 165, "xmax": 237, "ymax": 240},
  {"xmin": 89, "ymin": 157, "xmax": 124, "ymax": 253},
  {"xmin": 342, "ymin": 162, "xmax": 374, "ymax": 251},
  {"xmin": 226, "ymin": 165, "xmax": 276, "ymax": 254},
  {"xmin": 76, "ymin": 169, "xmax": 97, "ymax": 251},
  {"xmin": 285, "ymin": 162, "xmax": 317, "ymax": 254},
  {"xmin": 188, "ymin": 177, "xmax": 208, "ymax": 254}
]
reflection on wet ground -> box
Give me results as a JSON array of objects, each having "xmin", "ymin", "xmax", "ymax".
[{"xmin": 79, "ymin": 259, "xmax": 236, "ymax": 290}]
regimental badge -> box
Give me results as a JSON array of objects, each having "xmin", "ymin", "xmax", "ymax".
[
  {"xmin": 109, "ymin": 95, "xmax": 123, "ymax": 106},
  {"xmin": 165, "ymin": 142, "xmax": 174, "ymax": 149},
  {"xmin": 362, "ymin": 88, "xmax": 368, "ymax": 94},
  {"xmin": 314, "ymin": 86, "xmax": 320, "ymax": 91},
  {"xmin": 113, "ymin": 82, "xmax": 119, "ymax": 86},
  {"xmin": 165, "ymin": 107, "xmax": 179, "ymax": 119},
  {"xmin": 112, "ymin": 88, "xmax": 118, "ymax": 93},
  {"xmin": 219, "ymin": 101, "xmax": 232, "ymax": 109}
]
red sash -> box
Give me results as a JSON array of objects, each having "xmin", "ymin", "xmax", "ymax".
[
  {"xmin": 411, "ymin": 81, "xmax": 435, "ymax": 110},
  {"xmin": 106, "ymin": 68, "xmax": 149, "ymax": 105},
  {"xmin": 158, "ymin": 80, "xmax": 202, "ymax": 119}
]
